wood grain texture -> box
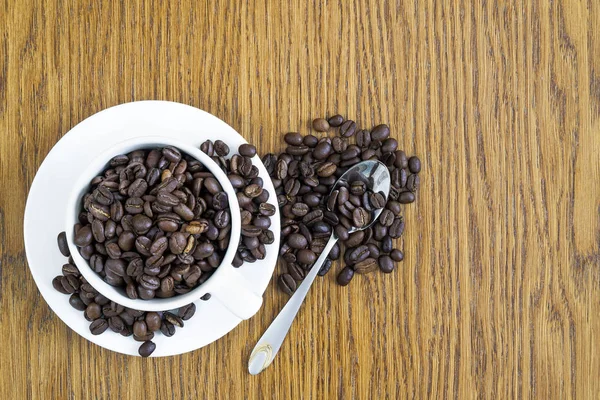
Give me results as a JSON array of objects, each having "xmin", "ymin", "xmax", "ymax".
[{"xmin": 1, "ymin": 0, "xmax": 599, "ymax": 398}]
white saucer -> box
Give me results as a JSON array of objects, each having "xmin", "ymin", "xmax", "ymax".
[{"xmin": 23, "ymin": 101, "xmax": 280, "ymax": 357}]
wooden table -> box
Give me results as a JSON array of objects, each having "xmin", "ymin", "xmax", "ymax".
[{"xmin": 1, "ymin": 1, "xmax": 599, "ymax": 398}]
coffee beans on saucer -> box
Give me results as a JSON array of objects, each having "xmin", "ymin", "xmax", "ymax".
[{"xmin": 54, "ymin": 231, "xmax": 196, "ymax": 357}]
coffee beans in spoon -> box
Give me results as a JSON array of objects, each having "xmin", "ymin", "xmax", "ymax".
[
  {"xmin": 263, "ymin": 116, "xmax": 420, "ymax": 294},
  {"xmin": 74, "ymin": 146, "xmax": 230, "ymax": 300}
]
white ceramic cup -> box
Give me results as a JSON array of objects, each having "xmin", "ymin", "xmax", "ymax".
[{"xmin": 65, "ymin": 136, "xmax": 263, "ymax": 319}]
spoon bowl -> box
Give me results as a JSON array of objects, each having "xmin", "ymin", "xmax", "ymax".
[{"xmin": 332, "ymin": 160, "xmax": 391, "ymax": 233}]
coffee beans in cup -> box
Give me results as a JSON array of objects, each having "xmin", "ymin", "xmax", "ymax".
[{"xmin": 73, "ymin": 146, "xmax": 231, "ymax": 300}]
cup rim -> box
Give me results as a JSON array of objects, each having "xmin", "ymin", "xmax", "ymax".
[{"xmin": 65, "ymin": 136, "xmax": 241, "ymax": 311}]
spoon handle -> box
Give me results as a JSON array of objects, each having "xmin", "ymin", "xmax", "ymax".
[{"xmin": 248, "ymin": 234, "xmax": 338, "ymax": 375}]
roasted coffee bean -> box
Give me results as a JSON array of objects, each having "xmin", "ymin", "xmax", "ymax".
[
  {"xmin": 328, "ymin": 242, "xmax": 341, "ymax": 260},
  {"xmin": 346, "ymin": 231, "xmax": 364, "ymax": 248},
  {"xmin": 339, "ymin": 120, "xmax": 357, "ymax": 137},
  {"xmin": 312, "ymin": 118, "xmax": 330, "ymax": 132},
  {"xmin": 381, "ymin": 236, "xmax": 393, "ymax": 253},
  {"xmin": 73, "ymin": 225, "xmax": 93, "ymax": 247},
  {"xmin": 353, "ymin": 257, "xmax": 378, "ymax": 274},
  {"xmin": 316, "ymin": 162, "xmax": 336, "ymax": 177},
  {"xmin": 406, "ymin": 174, "xmax": 420, "ymax": 192},
  {"xmin": 390, "ymin": 249, "xmax": 404, "ymax": 262},
  {"xmin": 367, "ymin": 243, "xmax": 380, "ymax": 259},
  {"xmin": 278, "ymin": 273, "xmax": 297, "ymax": 295},
  {"xmin": 356, "ymin": 129, "xmax": 371, "ymax": 148},
  {"xmin": 89, "ymin": 318, "xmax": 109, "ymax": 335},
  {"xmin": 379, "ymin": 209, "xmax": 395, "ymax": 227},
  {"xmin": 352, "ymin": 207, "xmax": 370, "ymax": 228},
  {"xmin": 335, "ymin": 225, "xmax": 349, "ymax": 241},
  {"xmin": 332, "ymin": 137, "xmax": 348, "ymax": 153},
  {"xmin": 57, "ymin": 232, "xmax": 70, "ymax": 257},
  {"xmin": 284, "ymin": 132, "xmax": 303, "ymax": 145},
  {"xmin": 337, "ymin": 267, "xmax": 354, "ymax": 286},
  {"xmin": 288, "ymin": 233, "xmax": 308, "ymax": 249},
  {"xmin": 296, "ymin": 249, "xmax": 317, "ymax": 264},
  {"xmin": 369, "ymin": 192, "xmax": 386, "ymax": 209},
  {"xmin": 408, "ymin": 156, "xmax": 421, "ymax": 173},
  {"xmin": 85, "ymin": 303, "xmax": 102, "ymax": 321},
  {"xmin": 138, "ymin": 341, "xmax": 156, "ymax": 357},
  {"xmin": 378, "ymin": 255, "xmax": 395, "ymax": 273},
  {"xmin": 389, "ymin": 218, "xmax": 405, "ymax": 238},
  {"xmin": 318, "ymin": 258, "xmax": 333, "ymax": 276},
  {"xmin": 350, "ymin": 180, "xmax": 366, "ymax": 195},
  {"xmin": 68, "ymin": 294, "xmax": 87, "ymax": 311},
  {"xmin": 374, "ymin": 223, "xmax": 388, "ymax": 241},
  {"xmin": 371, "ymin": 124, "xmax": 390, "ymax": 141},
  {"xmin": 287, "ymin": 263, "xmax": 306, "ymax": 281},
  {"xmin": 302, "ymin": 209, "xmax": 323, "ymax": 225},
  {"xmin": 349, "ymin": 245, "xmax": 371, "ymax": 263},
  {"xmin": 327, "ymin": 114, "xmax": 344, "ymax": 127}
]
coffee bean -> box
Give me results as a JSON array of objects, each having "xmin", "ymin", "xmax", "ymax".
[
  {"xmin": 353, "ymin": 258, "xmax": 378, "ymax": 274},
  {"xmin": 303, "ymin": 135, "xmax": 318, "ymax": 147},
  {"xmin": 339, "ymin": 120, "xmax": 357, "ymax": 137},
  {"xmin": 239, "ymin": 144, "xmax": 257, "ymax": 157},
  {"xmin": 337, "ymin": 267, "xmax": 354, "ymax": 286},
  {"xmin": 312, "ymin": 118, "xmax": 330, "ymax": 132},
  {"xmin": 352, "ymin": 207, "xmax": 370, "ymax": 228},
  {"xmin": 318, "ymin": 258, "xmax": 333, "ymax": 276},
  {"xmin": 390, "ymin": 249, "xmax": 404, "ymax": 262},
  {"xmin": 278, "ymin": 273, "xmax": 297, "ymax": 295},
  {"xmin": 389, "ymin": 218, "xmax": 405, "ymax": 238},
  {"xmin": 89, "ymin": 318, "xmax": 109, "ymax": 335},
  {"xmin": 406, "ymin": 174, "xmax": 420, "ymax": 192},
  {"xmin": 284, "ymin": 132, "xmax": 303, "ymax": 145},
  {"xmin": 345, "ymin": 231, "xmax": 364, "ymax": 248},
  {"xmin": 378, "ymin": 255, "xmax": 395, "ymax": 273},
  {"xmin": 69, "ymin": 294, "xmax": 87, "ymax": 311},
  {"xmin": 371, "ymin": 124, "xmax": 390, "ymax": 141},
  {"xmin": 288, "ymin": 233, "xmax": 308, "ymax": 249},
  {"xmin": 408, "ymin": 156, "xmax": 421, "ymax": 173},
  {"xmin": 287, "ymin": 262, "xmax": 306, "ymax": 281},
  {"xmin": 57, "ymin": 232, "xmax": 70, "ymax": 257},
  {"xmin": 381, "ymin": 236, "xmax": 393, "ymax": 253},
  {"xmin": 138, "ymin": 341, "xmax": 156, "ymax": 357},
  {"xmin": 379, "ymin": 209, "xmax": 395, "ymax": 226},
  {"xmin": 349, "ymin": 245, "xmax": 371, "ymax": 263},
  {"xmin": 73, "ymin": 225, "xmax": 93, "ymax": 247},
  {"xmin": 296, "ymin": 249, "xmax": 317, "ymax": 264},
  {"xmin": 335, "ymin": 225, "xmax": 349, "ymax": 241}
]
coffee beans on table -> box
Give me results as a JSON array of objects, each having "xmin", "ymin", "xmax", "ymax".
[{"xmin": 263, "ymin": 115, "xmax": 421, "ymax": 294}]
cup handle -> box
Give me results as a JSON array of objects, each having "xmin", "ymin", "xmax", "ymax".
[{"xmin": 210, "ymin": 267, "xmax": 263, "ymax": 320}]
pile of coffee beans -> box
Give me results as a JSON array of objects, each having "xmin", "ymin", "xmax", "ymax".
[
  {"xmin": 198, "ymin": 141, "xmax": 275, "ymax": 266},
  {"xmin": 72, "ymin": 146, "xmax": 231, "ymax": 300},
  {"xmin": 262, "ymin": 115, "xmax": 420, "ymax": 293},
  {"xmin": 54, "ymin": 231, "xmax": 208, "ymax": 357}
]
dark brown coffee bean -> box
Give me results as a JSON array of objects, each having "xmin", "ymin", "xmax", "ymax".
[
  {"xmin": 283, "ymin": 132, "xmax": 303, "ymax": 145},
  {"xmin": 406, "ymin": 174, "xmax": 420, "ymax": 192},
  {"xmin": 89, "ymin": 318, "xmax": 109, "ymax": 335},
  {"xmin": 313, "ymin": 142, "xmax": 333, "ymax": 160},
  {"xmin": 296, "ymin": 249, "xmax": 317, "ymax": 264},
  {"xmin": 327, "ymin": 114, "xmax": 344, "ymax": 127},
  {"xmin": 390, "ymin": 249, "xmax": 404, "ymax": 262},
  {"xmin": 131, "ymin": 214, "xmax": 152, "ymax": 234},
  {"xmin": 62, "ymin": 263, "xmax": 80, "ymax": 276},
  {"xmin": 287, "ymin": 233, "xmax": 308, "ymax": 249},
  {"xmin": 69, "ymin": 294, "xmax": 87, "ymax": 311},
  {"xmin": 339, "ymin": 120, "xmax": 357, "ymax": 137},
  {"xmin": 369, "ymin": 192, "xmax": 386, "ymax": 209},
  {"xmin": 352, "ymin": 207, "xmax": 370, "ymax": 228},
  {"xmin": 349, "ymin": 245, "xmax": 371, "ymax": 263},
  {"xmin": 85, "ymin": 303, "xmax": 102, "ymax": 321},
  {"xmin": 331, "ymin": 137, "xmax": 347, "ymax": 153},
  {"xmin": 316, "ymin": 161, "xmax": 336, "ymax": 177},
  {"xmin": 378, "ymin": 255, "xmax": 395, "ymax": 273},
  {"xmin": 371, "ymin": 124, "xmax": 390, "ymax": 141},
  {"xmin": 258, "ymin": 203, "xmax": 276, "ymax": 216},
  {"xmin": 381, "ymin": 235, "xmax": 393, "ymax": 253},
  {"xmin": 335, "ymin": 225, "xmax": 349, "ymax": 241},
  {"xmin": 337, "ymin": 267, "xmax": 354, "ymax": 286},
  {"xmin": 239, "ymin": 143, "xmax": 257, "ymax": 157},
  {"xmin": 302, "ymin": 209, "xmax": 323, "ymax": 225},
  {"xmin": 312, "ymin": 118, "xmax": 330, "ymax": 132},
  {"xmin": 346, "ymin": 231, "xmax": 364, "ymax": 248},
  {"xmin": 353, "ymin": 258, "xmax": 378, "ymax": 274},
  {"xmin": 356, "ymin": 129, "xmax": 372, "ymax": 148},
  {"xmin": 341, "ymin": 145, "xmax": 361, "ymax": 160},
  {"xmin": 408, "ymin": 156, "xmax": 421, "ymax": 173},
  {"xmin": 73, "ymin": 225, "xmax": 93, "ymax": 247},
  {"xmin": 137, "ymin": 341, "xmax": 156, "ymax": 357},
  {"xmin": 389, "ymin": 218, "xmax": 405, "ymax": 238},
  {"xmin": 278, "ymin": 273, "xmax": 297, "ymax": 295},
  {"xmin": 287, "ymin": 263, "xmax": 306, "ymax": 281},
  {"xmin": 379, "ymin": 209, "xmax": 395, "ymax": 227},
  {"xmin": 57, "ymin": 232, "xmax": 70, "ymax": 257},
  {"xmin": 350, "ymin": 180, "xmax": 366, "ymax": 195},
  {"xmin": 105, "ymin": 242, "xmax": 122, "ymax": 259},
  {"xmin": 374, "ymin": 223, "xmax": 388, "ymax": 241}
]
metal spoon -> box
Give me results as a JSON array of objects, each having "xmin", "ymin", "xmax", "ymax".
[{"xmin": 248, "ymin": 160, "xmax": 391, "ymax": 375}]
